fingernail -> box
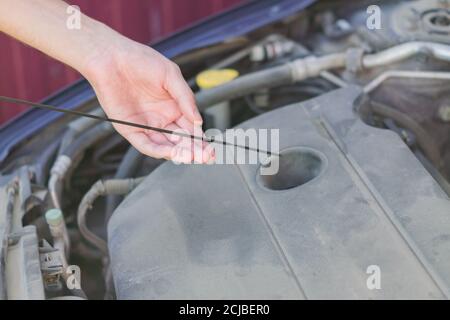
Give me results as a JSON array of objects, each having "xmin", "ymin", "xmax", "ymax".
[
  {"xmin": 205, "ymin": 149, "xmax": 216, "ymax": 164},
  {"xmin": 179, "ymin": 148, "xmax": 193, "ymax": 164},
  {"xmin": 193, "ymin": 144, "xmax": 206, "ymax": 163}
]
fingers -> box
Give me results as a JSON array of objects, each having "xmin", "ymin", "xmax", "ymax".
[
  {"xmin": 126, "ymin": 132, "xmax": 192, "ymax": 163},
  {"xmin": 128, "ymin": 132, "xmax": 173, "ymax": 159},
  {"xmin": 166, "ymin": 123, "xmax": 214, "ymax": 164},
  {"xmin": 166, "ymin": 64, "xmax": 203, "ymax": 124},
  {"xmin": 127, "ymin": 123, "xmax": 214, "ymax": 164},
  {"xmin": 175, "ymin": 117, "xmax": 215, "ymax": 163},
  {"xmin": 149, "ymin": 131, "xmax": 174, "ymax": 146}
]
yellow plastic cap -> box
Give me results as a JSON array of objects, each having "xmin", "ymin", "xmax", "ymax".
[{"xmin": 196, "ymin": 69, "xmax": 239, "ymax": 89}]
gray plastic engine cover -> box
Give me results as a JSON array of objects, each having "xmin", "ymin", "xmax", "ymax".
[{"xmin": 108, "ymin": 86, "xmax": 450, "ymax": 299}]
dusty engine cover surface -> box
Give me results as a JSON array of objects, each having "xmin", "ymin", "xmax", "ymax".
[{"xmin": 108, "ymin": 86, "xmax": 450, "ymax": 299}]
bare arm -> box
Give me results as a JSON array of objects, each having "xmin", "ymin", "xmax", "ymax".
[{"xmin": 0, "ymin": 0, "xmax": 213, "ymax": 163}]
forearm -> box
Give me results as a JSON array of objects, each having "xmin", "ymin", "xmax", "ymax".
[
  {"xmin": 0, "ymin": 0, "xmax": 207, "ymax": 161},
  {"xmin": 0, "ymin": 0, "xmax": 124, "ymax": 75}
]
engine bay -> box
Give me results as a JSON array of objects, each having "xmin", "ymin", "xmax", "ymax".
[
  {"xmin": 109, "ymin": 86, "xmax": 450, "ymax": 299},
  {"xmin": 1, "ymin": 0, "xmax": 450, "ymax": 299}
]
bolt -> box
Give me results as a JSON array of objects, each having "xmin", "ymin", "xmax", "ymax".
[
  {"xmin": 438, "ymin": 104, "xmax": 450, "ymax": 122},
  {"xmin": 260, "ymin": 156, "xmax": 272, "ymax": 168}
]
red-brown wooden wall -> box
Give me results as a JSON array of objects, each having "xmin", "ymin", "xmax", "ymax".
[{"xmin": 0, "ymin": 0, "xmax": 243, "ymax": 124}]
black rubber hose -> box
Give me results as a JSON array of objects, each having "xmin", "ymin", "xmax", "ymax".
[
  {"xmin": 49, "ymin": 122, "xmax": 115, "ymax": 209},
  {"xmin": 58, "ymin": 130, "xmax": 77, "ymax": 155},
  {"xmin": 60, "ymin": 122, "xmax": 114, "ymax": 159},
  {"xmin": 78, "ymin": 177, "xmax": 145, "ymax": 255},
  {"xmin": 58, "ymin": 108, "xmax": 105, "ymax": 155},
  {"xmin": 105, "ymin": 146, "xmax": 143, "ymax": 222},
  {"xmin": 195, "ymin": 64, "xmax": 294, "ymax": 110}
]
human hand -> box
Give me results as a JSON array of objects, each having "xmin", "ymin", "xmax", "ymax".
[
  {"xmin": 0, "ymin": 0, "xmax": 214, "ymax": 163},
  {"xmin": 83, "ymin": 38, "xmax": 214, "ymax": 164}
]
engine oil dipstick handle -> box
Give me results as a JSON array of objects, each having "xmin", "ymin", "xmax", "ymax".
[{"xmin": 0, "ymin": 95, "xmax": 280, "ymax": 157}]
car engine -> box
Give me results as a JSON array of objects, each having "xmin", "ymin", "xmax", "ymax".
[{"xmin": 1, "ymin": 0, "xmax": 450, "ymax": 299}]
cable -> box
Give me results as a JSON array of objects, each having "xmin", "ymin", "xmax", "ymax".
[
  {"xmin": 48, "ymin": 122, "xmax": 115, "ymax": 209},
  {"xmin": 77, "ymin": 177, "xmax": 145, "ymax": 255}
]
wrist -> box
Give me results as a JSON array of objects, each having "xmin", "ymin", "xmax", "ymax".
[{"xmin": 77, "ymin": 21, "xmax": 129, "ymax": 81}]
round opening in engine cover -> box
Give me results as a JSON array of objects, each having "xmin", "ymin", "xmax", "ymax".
[{"xmin": 258, "ymin": 147, "xmax": 326, "ymax": 191}]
